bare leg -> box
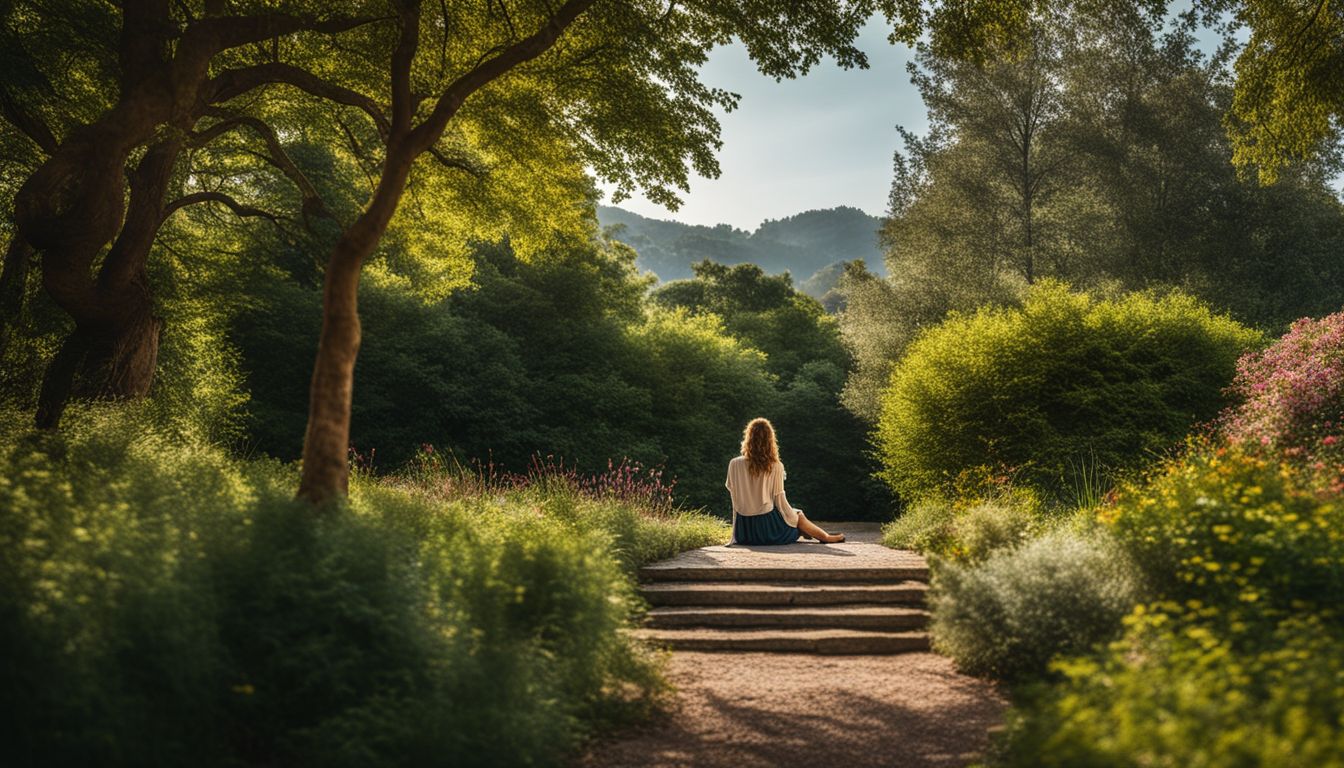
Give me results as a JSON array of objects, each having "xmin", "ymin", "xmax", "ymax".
[{"xmin": 796, "ymin": 512, "xmax": 844, "ymax": 543}]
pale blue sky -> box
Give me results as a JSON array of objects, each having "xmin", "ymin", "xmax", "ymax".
[
  {"xmin": 599, "ymin": 8, "xmax": 1252, "ymax": 231},
  {"xmin": 601, "ymin": 19, "xmax": 921, "ymax": 231}
]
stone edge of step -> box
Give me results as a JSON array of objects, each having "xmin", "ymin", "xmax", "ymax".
[
  {"xmin": 632, "ymin": 627, "xmax": 932, "ymax": 654},
  {"xmin": 643, "ymin": 605, "xmax": 930, "ymax": 630},
  {"xmin": 639, "ymin": 581, "xmax": 928, "ymax": 606},
  {"xmin": 637, "ymin": 566, "xmax": 931, "ymax": 582}
]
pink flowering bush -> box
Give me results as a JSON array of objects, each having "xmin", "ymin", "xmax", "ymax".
[{"xmin": 1224, "ymin": 312, "xmax": 1344, "ymax": 469}]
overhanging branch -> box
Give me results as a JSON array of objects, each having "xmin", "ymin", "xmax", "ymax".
[
  {"xmin": 194, "ymin": 109, "xmax": 336, "ymax": 226},
  {"xmin": 189, "ymin": 12, "xmax": 392, "ymax": 54},
  {"xmin": 162, "ymin": 191, "xmax": 282, "ymax": 223},
  {"xmin": 411, "ymin": 0, "xmax": 598, "ymax": 154},
  {"xmin": 0, "ymin": 87, "xmax": 59, "ymax": 154},
  {"xmin": 206, "ymin": 62, "xmax": 391, "ymax": 140}
]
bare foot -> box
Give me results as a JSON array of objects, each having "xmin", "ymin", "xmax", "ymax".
[{"xmin": 822, "ymin": 532, "xmax": 845, "ymax": 544}]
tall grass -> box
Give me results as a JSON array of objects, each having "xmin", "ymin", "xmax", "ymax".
[
  {"xmin": 388, "ymin": 445, "xmax": 728, "ymax": 571},
  {"xmin": 1064, "ymin": 448, "xmax": 1109, "ymax": 511},
  {"xmin": 0, "ymin": 405, "xmax": 726, "ymax": 768}
]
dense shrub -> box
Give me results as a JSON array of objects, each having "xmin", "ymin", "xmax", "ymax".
[
  {"xmin": 0, "ymin": 407, "xmax": 723, "ymax": 768},
  {"xmin": 882, "ymin": 497, "xmax": 958, "ymax": 554},
  {"xmin": 1223, "ymin": 311, "xmax": 1344, "ymax": 475},
  {"xmin": 876, "ymin": 282, "xmax": 1261, "ymax": 500},
  {"xmin": 882, "ymin": 496, "xmax": 1035, "ymax": 563},
  {"xmin": 994, "ymin": 611, "xmax": 1344, "ymax": 767},
  {"xmin": 1105, "ymin": 445, "xmax": 1344, "ymax": 613},
  {"xmin": 929, "ymin": 531, "xmax": 1141, "ymax": 680},
  {"xmin": 955, "ymin": 501, "xmax": 1036, "ymax": 563},
  {"xmin": 390, "ymin": 449, "xmax": 728, "ymax": 573}
]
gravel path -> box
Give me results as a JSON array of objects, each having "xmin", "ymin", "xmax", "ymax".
[{"xmin": 576, "ymin": 651, "xmax": 1006, "ymax": 768}]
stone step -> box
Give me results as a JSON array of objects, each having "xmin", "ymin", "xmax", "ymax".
[
  {"xmin": 638, "ymin": 565, "xmax": 930, "ymax": 583},
  {"xmin": 640, "ymin": 580, "xmax": 928, "ymax": 607},
  {"xmin": 634, "ymin": 627, "xmax": 931, "ymax": 654},
  {"xmin": 645, "ymin": 605, "xmax": 929, "ymax": 631}
]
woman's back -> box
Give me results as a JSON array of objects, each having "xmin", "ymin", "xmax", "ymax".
[{"xmin": 725, "ymin": 456, "xmax": 784, "ymax": 518}]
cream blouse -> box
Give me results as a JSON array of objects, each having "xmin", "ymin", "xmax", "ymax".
[{"xmin": 724, "ymin": 456, "xmax": 801, "ymax": 544}]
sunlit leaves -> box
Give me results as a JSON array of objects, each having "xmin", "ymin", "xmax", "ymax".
[{"xmin": 1224, "ymin": 0, "xmax": 1344, "ymax": 183}]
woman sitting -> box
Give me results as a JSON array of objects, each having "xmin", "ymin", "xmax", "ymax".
[{"xmin": 725, "ymin": 417, "xmax": 844, "ymax": 545}]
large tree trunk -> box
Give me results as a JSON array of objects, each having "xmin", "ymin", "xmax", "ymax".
[
  {"xmin": 34, "ymin": 277, "xmax": 163, "ymax": 428},
  {"xmin": 292, "ymin": 0, "xmax": 594, "ymax": 505},
  {"xmin": 25, "ymin": 138, "xmax": 179, "ymax": 428},
  {"xmin": 295, "ymin": 151, "xmax": 414, "ymax": 505}
]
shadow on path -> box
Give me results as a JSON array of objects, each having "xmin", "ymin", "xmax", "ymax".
[{"xmin": 575, "ymin": 652, "xmax": 1005, "ymax": 768}]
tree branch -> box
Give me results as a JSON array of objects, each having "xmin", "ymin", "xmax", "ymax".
[
  {"xmin": 195, "ymin": 109, "xmax": 336, "ymax": 226},
  {"xmin": 187, "ymin": 12, "xmax": 391, "ymax": 55},
  {"xmin": 162, "ymin": 191, "xmax": 282, "ymax": 223},
  {"xmin": 120, "ymin": 0, "xmax": 172, "ymax": 89},
  {"xmin": 0, "ymin": 87, "xmax": 59, "ymax": 154},
  {"xmin": 100, "ymin": 139, "xmax": 183, "ymax": 292},
  {"xmin": 390, "ymin": 1, "xmax": 422, "ymax": 137},
  {"xmin": 427, "ymin": 146, "xmax": 487, "ymax": 177},
  {"xmin": 205, "ymin": 62, "xmax": 390, "ymax": 139},
  {"xmin": 410, "ymin": 0, "xmax": 598, "ymax": 154}
]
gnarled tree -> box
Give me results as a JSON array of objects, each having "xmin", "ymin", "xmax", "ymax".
[{"xmin": 2, "ymin": 0, "xmax": 376, "ymax": 427}]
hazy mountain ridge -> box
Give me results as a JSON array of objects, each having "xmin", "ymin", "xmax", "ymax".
[{"xmin": 597, "ymin": 205, "xmax": 886, "ymax": 295}]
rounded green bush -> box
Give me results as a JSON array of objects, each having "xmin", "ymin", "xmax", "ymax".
[
  {"xmin": 876, "ymin": 282, "xmax": 1261, "ymax": 501},
  {"xmin": 929, "ymin": 531, "xmax": 1141, "ymax": 680},
  {"xmin": 881, "ymin": 497, "xmax": 958, "ymax": 554}
]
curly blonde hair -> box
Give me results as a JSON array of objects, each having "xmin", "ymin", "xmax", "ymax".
[{"xmin": 741, "ymin": 417, "xmax": 779, "ymax": 476}]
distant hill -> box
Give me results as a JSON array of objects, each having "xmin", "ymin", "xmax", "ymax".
[{"xmin": 596, "ymin": 205, "xmax": 886, "ymax": 296}]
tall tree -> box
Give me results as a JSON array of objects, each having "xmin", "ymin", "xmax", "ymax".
[
  {"xmin": 911, "ymin": 28, "xmax": 1068, "ymax": 285},
  {"xmin": 844, "ymin": 2, "xmax": 1344, "ymax": 421}
]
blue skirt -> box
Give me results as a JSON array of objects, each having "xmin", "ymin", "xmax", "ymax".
[{"xmin": 734, "ymin": 507, "xmax": 800, "ymax": 545}]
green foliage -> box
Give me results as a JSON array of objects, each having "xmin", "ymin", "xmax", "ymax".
[
  {"xmin": 0, "ymin": 406, "xmax": 721, "ymax": 767},
  {"xmin": 650, "ymin": 260, "xmax": 893, "ymax": 516},
  {"xmin": 882, "ymin": 497, "xmax": 959, "ymax": 554},
  {"xmin": 231, "ymin": 238, "xmax": 891, "ymax": 515},
  {"xmin": 875, "ymin": 282, "xmax": 1260, "ymax": 501},
  {"xmin": 652, "ymin": 261, "xmax": 846, "ymax": 380},
  {"xmin": 881, "ymin": 489, "xmax": 1037, "ymax": 562},
  {"xmin": 929, "ymin": 530, "xmax": 1141, "ymax": 681},
  {"xmin": 985, "ymin": 424, "xmax": 1344, "ymax": 765},
  {"xmin": 955, "ymin": 501, "xmax": 1037, "ymax": 564},
  {"xmin": 1225, "ymin": 0, "xmax": 1344, "ymax": 184},
  {"xmin": 994, "ymin": 611, "xmax": 1344, "ymax": 768},
  {"xmin": 882, "ymin": 495, "xmax": 1036, "ymax": 563},
  {"xmin": 837, "ymin": 260, "xmax": 949, "ymax": 422},
  {"xmin": 231, "ymin": 238, "xmax": 774, "ymax": 509},
  {"xmin": 1105, "ymin": 445, "xmax": 1344, "ymax": 615},
  {"xmin": 387, "ymin": 455, "xmax": 728, "ymax": 575},
  {"xmin": 846, "ymin": 4, "xmax": 1344, "ymax": 409}
]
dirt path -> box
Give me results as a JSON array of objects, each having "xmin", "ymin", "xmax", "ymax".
[
  {"xmin": 577, "ymin": 651, "xmax": 1005, "ymax": 768},
  {"xmin": 579, "ymin": 523, "xmax": 1006, "ymax": 767}
]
